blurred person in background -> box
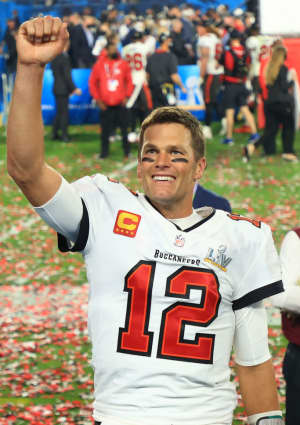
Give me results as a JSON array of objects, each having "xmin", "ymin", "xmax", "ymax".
[
  {"xmin": 122, "ymin": 30, "xmax": 152, "ymax": 143},
  {"xmin": 270, "ymin": 227, "xmax": 300, "ymax": 425},
  {"xmin": 92, "ymin": 22, "xmax": 114, "ymax": 58},
  {"xmin": 146, "ymin": 32, "xmax": 186, "ymax": 109},
  {"xmin": 221, "ymin": 30, "xmax": 259, "ymax": 146},
  {"xmin": 67, "ymin": 12, "xmax": 82, "ymax": 67},
  {"xmin": 119, "ymin": 15, "xmax": 134, "ymax": 44},
  {"xmin": 154, "ymin": 12, "xmax": 171, "ymax": 38},
  {"xmin": 143, "ymin": 26, "xmax": 156, "ymax": 55},
  {"xmin": 170, "ymin": 18, "xmax": 194, "ymax": 65},
  {"xmin": 242, "ymin": 37, "xmax": 284, "ymax": 162},
  {"xmin": 245, "ymin": 24, "xmax": 262, "ymax": 114},
  {"xmin": 258, "ymin": 45, "xmax": 298, "ymax": 162},
  {"xmin": 196, "ymin": 20, "xmax": 224, "ymax": 140},
  {"xmin": 168, "ymin": 5, "xmax": 195, "ymax": 46},
  {"xmin": 106, "ymin": 7, "xmax": 119, "ymax": 26},
  {"xmin": 89, "ymin": 39, "xmax": 133, "ymax": 159},
  {"xmin": 244, "ymin": 12, "xmax": 256, "ymax": 36},
  {"xmin": 121, "ymin": 16, "xmax": 145, "ymax": 47},
  {"xmin": 70, "ymin": 15, "xmax": 98, "ymax": 68},
  {"xmin": 11, "ymin": 9, "xmax": 20, "ymax": 29},
  {"xmin": 221, "ymin": 14, "xmax": 235, "ymax": 46},
  {"xmin": 82, "ymin": 6, "xmax": 94, "ymax": 17},
  {"xmin": 51, "ymin": 40, "xmax": 82, "ymax": 142},
  {"xmin": 232, "ymin": 8, "xmax": 245, "ymax": 33},
  {"xmin": 1, "ymin": 18, "xmax": 18, "ymax": 75},
  {"xmin": 216, "ymin": 3, "xmax": 230, "ymax": 16},
  {"xmin": 207, "ymin": 8, "xmax": 223, "ymax": 28}
]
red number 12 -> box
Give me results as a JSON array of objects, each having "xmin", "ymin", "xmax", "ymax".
[{"xmin": 117, "ymin": 261, "xmax": 221, "ymax": 364}]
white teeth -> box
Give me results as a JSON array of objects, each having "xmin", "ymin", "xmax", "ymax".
[{"xmin": 153, "ymin": 176, "xmax": 174, "ymax": 181}]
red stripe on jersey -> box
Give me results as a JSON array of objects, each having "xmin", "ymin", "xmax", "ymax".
[
  {"xmin": 143, "ymin": 83, "xmax": 153, "ymax": 110},
  {"xmin": 205, "ymin": 75, "xmax": 214, "ymax": 103}
]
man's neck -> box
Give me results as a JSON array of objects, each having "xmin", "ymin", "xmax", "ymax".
[{"xmin": 145, "ymin": 196, "xmax": 193, "ymax": 220}]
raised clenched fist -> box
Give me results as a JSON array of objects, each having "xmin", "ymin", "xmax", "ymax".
[{"xmin": 17, "ymin": 16, "xmax": 69, "ymax": 66}]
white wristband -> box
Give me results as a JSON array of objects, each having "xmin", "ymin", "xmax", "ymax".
[{"xmin": 248, "ymin": 411, "xmax": 283, "ymax": 425}]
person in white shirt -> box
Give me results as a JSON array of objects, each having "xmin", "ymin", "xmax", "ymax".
[
  {"xmin": 7, "ymin": 16, "xmax": 284, "ymax": 425},
  {"xmin": 269, "ymin": 228, "xmax": 300, "ymax": 425},
  {"xmin": 122, "ymin": 30, "xmax": 152, "ymax": 142},
  {"xmin": 246, "ymin": 26, "xmax": 276, "ymax": 112},
  {"xmin": 196, "ymin": 21, "xmax": 224, "ymax": 140}
]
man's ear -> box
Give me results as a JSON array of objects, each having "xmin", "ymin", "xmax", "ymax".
[{"xmin": 194, "ymin": 156, "xmax": 207, "ymax": 181}]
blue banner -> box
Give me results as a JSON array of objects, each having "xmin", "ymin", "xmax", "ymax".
[
  {"xmin": 41, "ymin": 65, "xmax": 205, "ymax": 125},
  {"xmin": 176, "ymin": 65, "xmax": 205, "ymax": 121}
]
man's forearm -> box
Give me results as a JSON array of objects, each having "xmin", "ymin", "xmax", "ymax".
[
  {"xmin": 236, "ymin": 359, "xmax": 280, "ymax": 416},
  {"xmin": 7, "ymin": 63, "xmax": 45, "ymax": 182},
  {"xmin": 171, "ymin": 73, "xmax": 184, "ymax": 90},
  {"xmin": 200, "ymin": 57, "xmax": 208, "ymax": 79}
]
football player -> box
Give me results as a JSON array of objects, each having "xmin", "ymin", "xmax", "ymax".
[
  {"xmin": 221, "ymin": 30, "xmax": 259, "ymax": 146},
  {"xmin": 196, "ymin": 21, "xmax": 224, "ymax": 140},
  {"xmin": 246, "ymin": 26, "xmax": 277, "ymax": 111},
  {"xmin": 7, "ymin": 17, "xmax": 284, "ymax": 425},
  {"xmin": 122, "ymin": 30, "xmax": 152, "ymax": 143}
]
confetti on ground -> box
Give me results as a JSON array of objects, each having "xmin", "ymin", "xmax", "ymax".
[{"xmin": 0, "ymin": 284, "xmax": 93, "ymax": 424}]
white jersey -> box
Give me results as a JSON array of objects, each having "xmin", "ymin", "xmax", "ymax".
[
  {"xmin": 122, "ymin": 41, "xmax": 150, "ymax": 86},
  {"xmin": 270, "ymin": 229, "xmax": 300, "ymax": 313},
  {"xmin": 144, "ymin": 34, "xmax": 156, "ymax": 56},
  {"xmin": 92, "ymin": 35, "xmax": 107, "ymax": 57},
  {"xmin": 246, "ymin": 35, "xmax": 276, "ymax": 78},
  {"xmin": 197, "ymin": 33, "xmax": 223, "ymax": 75},
  {"xmin": 59, "ymin": 174, "xmax": 283, "ymax": 425}
]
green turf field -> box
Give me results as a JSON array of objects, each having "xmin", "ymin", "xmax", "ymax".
[{"xmin": 0, "ymin": 121, "xmax": 299, "ymax": 424}]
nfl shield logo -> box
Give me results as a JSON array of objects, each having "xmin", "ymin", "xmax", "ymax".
[{"xmin": 174, "ymin": 234, "xmax": 185, "ymax": 247}]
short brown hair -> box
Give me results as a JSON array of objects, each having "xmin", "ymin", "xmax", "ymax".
[{"xmin": 138, "ymin": 107, "xmax": 205, "ymax": 161}]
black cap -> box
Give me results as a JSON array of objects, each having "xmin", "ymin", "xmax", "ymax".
[
  {"xmin": 158, "ymin": 32, "xmax": 171, "ymax": 44},
  {"xmin": 196, "ymin": 19, "xmax": 213, "ymax": 28},
  {"xmin": 229, "ymin": 29, "xmax": 243, "ymax": 39},
  {"xmin": 250, "ymin": 23, "xmax": 259, "ymax": 33},
  {"xmin": 132, "ymin": 30, "xmax": 144, "ymax": 41}
]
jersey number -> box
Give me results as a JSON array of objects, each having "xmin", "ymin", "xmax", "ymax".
[
  {"xmin": 125, "ymin": 53, "xmax": 143, "ymax": 71},
  {"xmin": 117, "ymin": 261, "xmax": 221, "ymax": 363}
]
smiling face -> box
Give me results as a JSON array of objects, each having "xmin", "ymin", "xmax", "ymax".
[{"xmin": 137, "ymin": 122, "xmax": 206, "ymax": 219}]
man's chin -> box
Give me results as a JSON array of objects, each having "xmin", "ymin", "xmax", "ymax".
[{"xmin": 147, "ymin": 193, "xmax": 175, "ymax": 208}]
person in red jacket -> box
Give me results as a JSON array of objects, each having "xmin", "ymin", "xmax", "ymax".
[
  {"xmin": 89, "ymin": 40, "xmax": 134, "ymax": 159},
  {"xmin": 221, "ymin": 30, "xmax": 259, "ymax": 146}
]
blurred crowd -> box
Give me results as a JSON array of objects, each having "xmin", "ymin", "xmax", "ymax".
[
  {"xmin": 0, "ymin": 4, "xmax": 259, "ymax": 73},
  {"xmin": 0, "ymin": 2, "xmax": 298, "ymax": 162},
  {"xmin": 61, "ymin": 4, "xmax": 258, "ymax": 68}
]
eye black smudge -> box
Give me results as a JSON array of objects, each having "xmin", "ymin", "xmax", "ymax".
[
  {"xmin": 142, "ymin": 157, "xmax": 155, "ymax": 162},
  {"xmin": 171, "ymin": 158, "xmax": 189, "ymax": 163}
]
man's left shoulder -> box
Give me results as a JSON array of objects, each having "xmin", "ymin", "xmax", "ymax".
[
  {"xmin": 215, "ymin": 210, "xmax": 272, "ymax": 245},
  {"xmin": 225, "ymin": 212, "xmax": 263, "ymax": 231}
]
